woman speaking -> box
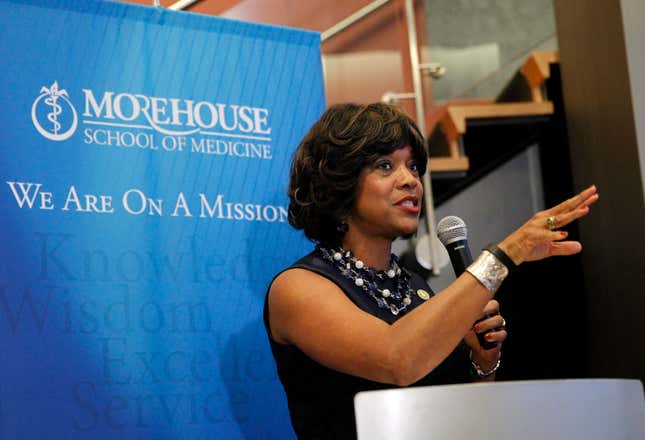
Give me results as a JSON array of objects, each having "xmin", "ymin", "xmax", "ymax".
[{"xmin": 264, "ymin": 103, "xmax": 598, "ymax": 438}]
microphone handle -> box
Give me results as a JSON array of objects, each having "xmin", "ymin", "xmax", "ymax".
[
  {"xmin": 447, "ymin": 240, "xmax": 498, "ymax": 350},
  {"xmin": 446, "ymin": 240, "xmax": 472, "ymax": 278}
]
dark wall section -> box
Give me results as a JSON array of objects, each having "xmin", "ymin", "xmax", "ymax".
[{"xmin": 554, "ymin": 0, "xmax": 645, "ymax": 381}]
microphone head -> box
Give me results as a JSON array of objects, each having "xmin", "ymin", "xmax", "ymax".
[{"xmin": 437, "ymin": 216, "xmax": 468, "ymax": 245}]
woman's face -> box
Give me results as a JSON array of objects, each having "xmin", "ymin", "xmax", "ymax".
[{"xmin": 347, "ymin": 146, "xmax": 423, "ymax": 240}]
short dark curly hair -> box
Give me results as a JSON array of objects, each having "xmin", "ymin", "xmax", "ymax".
[{"xmin": 287, "ymin": 102, "xmax": 427, "ymax": 246}]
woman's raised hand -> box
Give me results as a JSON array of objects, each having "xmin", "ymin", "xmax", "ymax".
[{"xmin": 499, "ymin": 185, "xmax": 599, "ymax": 265}]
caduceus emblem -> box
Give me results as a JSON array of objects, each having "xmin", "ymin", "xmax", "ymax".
[{"xmin": 31, "ymin": 81, "xmax": 78, "ymax": 141}]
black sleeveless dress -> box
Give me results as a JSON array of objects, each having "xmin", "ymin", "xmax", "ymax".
[{"xmin": 263, "ymin": 248, "xmax": 471, "ymax": 439}]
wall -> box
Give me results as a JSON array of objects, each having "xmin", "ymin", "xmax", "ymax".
[
  {"xmin": 554, "ymin": 0, "xmax": 645, "ymax": 380},
  {"xmin": 621, "ymin": 0, "xmax": 645, "ymax": 205},
  {"xmin": 122, "ymin": 0, "xmax": 432, "ymax": 116}
]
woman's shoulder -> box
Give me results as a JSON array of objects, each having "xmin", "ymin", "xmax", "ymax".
[
  {"xmin": 271, "ymin": 248, "xmax": 340, "ymax": 288},
  {"xmin": 271, "ymin": 267, "xmax": 332, "ymax": 294},
  {"xmin": 271, "ymin": 250, "xmax": 340, "ymax": 294},
  {"xmin": 266, "ymin": 250, "xmax": 351, "ymax": 344}
]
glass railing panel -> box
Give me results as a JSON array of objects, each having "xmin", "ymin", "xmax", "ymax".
[{"xmin": 423, "ymin": 0, "xmax": 557, "ymax": 101}]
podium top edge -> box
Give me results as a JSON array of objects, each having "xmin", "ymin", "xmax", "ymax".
[{"xmin": 355, "ymin": 378, "xmax": 644, "ymax": 401}]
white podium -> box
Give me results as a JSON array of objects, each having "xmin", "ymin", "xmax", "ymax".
[{"xmin": 354, "ymin": 379, "xmax": 644, "ymax": 439}]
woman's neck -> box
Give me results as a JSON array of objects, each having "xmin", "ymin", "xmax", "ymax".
[{"xmin": 341, "ymin": 231, "xmax": 392, "ymax": 271}]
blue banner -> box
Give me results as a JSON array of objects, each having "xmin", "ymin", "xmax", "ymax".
[{"xmin": 0, "ymin": 0, "xmax": 325, "ymax": 438}]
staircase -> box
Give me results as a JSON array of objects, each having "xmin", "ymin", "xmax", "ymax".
[{"xmin": 427, "ymin": 51, "xmax": 560, "ymax": 204}]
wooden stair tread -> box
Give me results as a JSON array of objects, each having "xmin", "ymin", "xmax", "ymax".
[
  {"xmin": 429, "ymin": 156, "xmax": 469, "ymax": 173},
  {"xmin": 522, "ymin": 50, "xmax": 559, "ymax": 89},
  {"xmin": 522, "ymin": 50, "xmax": 559, "ymax": 102},
  {"xmin": 443, "ymin": 101, "xmax": 554, "ymax": 139}
]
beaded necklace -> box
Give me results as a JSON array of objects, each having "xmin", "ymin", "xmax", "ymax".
[{"xmin": 318, "ymin": 245, "xmax": 414, "ymax": 316}]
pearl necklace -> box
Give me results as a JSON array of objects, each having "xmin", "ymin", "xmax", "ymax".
[{"xmin": 318, "ymin": 245, "xmax": 414, "ymax": 316}]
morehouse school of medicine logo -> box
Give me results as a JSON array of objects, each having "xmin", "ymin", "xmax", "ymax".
[
  {"xmin": 29, "ymin": 81, "xmax": 273, "ymax": 160},
  {"xmin": 32, "ymin": 81, "xmax": 78, "ymax": 141}
]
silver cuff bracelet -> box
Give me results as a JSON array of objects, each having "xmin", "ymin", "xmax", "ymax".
[{"xmin": 466, "ymin": 250, "xmax": 509, "ymax": 293}]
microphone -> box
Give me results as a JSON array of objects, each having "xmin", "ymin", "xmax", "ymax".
[
  {"xmin": 437, "ymin": 216, "xmax": 497, "ymax": 350},
  {"xmin": 436, "ymin": 216, "xmax": 472, "ymax": 278}
]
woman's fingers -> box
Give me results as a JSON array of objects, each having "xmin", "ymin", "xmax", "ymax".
[
  {"xmin": 482, "ymin": 329, "xmax": 508, "ymax": 344},
  {"xmin": 534, "ymin": 191, "xmax": 596, "ymax": 232},
  {"xmin": 530, "ymin": 227, "xmax": 569, "ymax": 245},
  {"xmin": 482, "ymin": 299, "xmax": 499, "ymax": 315},
  {"xmin": 500, "ymin": 186, "xmax": 597, "ymax": 264},
  {"xmin": 548, "ymin": 241, "xmax": 583, "ymax": 256},
  {"xmin": 545, "ymin": 185, "xmax": 598, "ymax": 216},
  {"xmin": 525, "ymin": 185, "xmax": 595, "ymax": 241},
  {"xmin": 551, "ymin": 205, "xmax": 591, "ymax": 229},
  {"xmin": 547, "ymin": 229, "xmax": 569, "ymax": 242},
  {"xmin": 579, "ymin": 192, "xmax": 599, "ymax": 209},
  {"xmin": 473, "ymin": 313, "xmax": 504, "ymax": 333},
  {"xmin": 535, "ymin": 207, "xmax": 589, "ymax": 232}
]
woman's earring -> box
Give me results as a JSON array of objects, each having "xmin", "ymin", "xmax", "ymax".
[{"xmin": 336, "ymin": 222, "xmax": 349, "ymax": 233}]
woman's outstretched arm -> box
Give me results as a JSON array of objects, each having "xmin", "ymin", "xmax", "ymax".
[{"xmin": 268, "ymin": 185, "xmax": 599, "ymax": 386}]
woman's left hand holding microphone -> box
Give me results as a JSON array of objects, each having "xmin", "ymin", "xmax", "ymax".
[{"xmin": 464, "ymin": 299, "xmax": 506, "ymax": 377}]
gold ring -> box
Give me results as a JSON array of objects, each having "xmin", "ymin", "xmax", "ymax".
[{"xmin": 546, "ymin": 216, "xmax": 557, "ymax": 230}]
